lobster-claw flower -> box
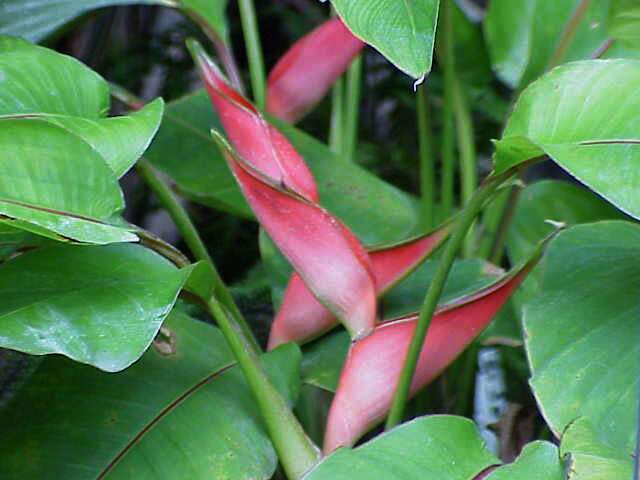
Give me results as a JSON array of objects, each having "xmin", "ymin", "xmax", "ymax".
[{"xmin": 187, "ymin": 39, "xmax": 377, "ymax": 340}]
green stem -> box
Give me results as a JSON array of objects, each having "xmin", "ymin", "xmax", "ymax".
[
  {"xmin": 451, "ymin": 77, "xmax": 477, "ymax": 257},
  {"xmin": 238, "ymin": 0, "xmax": 266, "ymax": 109},
  {"xmin": 207, "ymin": 297, "xmax": 319, "ymax": 479},
  {"xmin": 417, "ymin": 85, "xmax": 434, "ymax": 230},
  {"xmin": 384, "ymin": 179, "xmax": 501, "ymax": 430},
  {"xmin": 136, "ymin": 158, "xmax": 262, "ymax": 354},
  {"xmin": 343, "ymin": 53, "xmax": 363, "ymax": 162},
  {"xmin": 328, "ymin": 77, "xmax": 345, "ymax": 154},
  {"xmin": 438, "ymin": 0, "xmax": 455, "ymax": 221},
  {"xmin": 547, "ymin": 0, "xmax": 593, "ymax": 70}
]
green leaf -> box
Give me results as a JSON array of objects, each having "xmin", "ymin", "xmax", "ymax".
[
  {"xmin": 493, "ymin": 60, "xmax": 640, "ymax": 219},
  {"xmin": 0, "ymin": 312, "xmax": 301, "ymax": 479},
  {"xmin": 524, "ymin": 221, "xmax": 640, "ymax": 452},
  {"xmin": 0, "ymin": 222, "xmax": 50, "ymax": 261},
  {"xmin": 330, "ymin": 0, "xmax": 439, "ymax": 79},
  {"xmin": 485, "ymin": 441, "xmax": 563, "ymax": 480},
  {"xmin": 146, "ymin": 89, "xmax": 419, "ymax": 244},
  {"xmin": 506, "ymin": 180, "xmax": 626, "ymax": 309},
  {"xmin": 0, "ymin": 119, "xmax": 138, "ymax": 243},
  {"xmin": 304, "ymin": 415, "xmax": 498, "ymax": 479},
  {"xmin": 0, "ymin": 38, "xmax": 164, "ymax": 178},
  {"xmin": 507, "ymin": 180, "xmax": 626, "ymax": 265},
  {"xmin": 559, "ymin": 418, "xmax": 633, "ymax": 479},
  {"xmin": 300, "ymin": 259, "xmax": 502, "ymax": 393},
  {"xmin": 608, "ymin": 0, "xmax": 640, "ymax": 45},
  {"xmin": 484, "ymin": 0, "xmax": 624, "ymax": 89},
  {"xmin": 0, "ymin": 243, "xmax": 193, "ymax": 371},
  {"xmin": 0, "ymin": 1, "xmax": 229, "ymax": 45}
]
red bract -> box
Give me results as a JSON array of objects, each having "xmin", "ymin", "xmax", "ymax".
[
  {"xmin": 187, "ymin": 39, "xmax": 317, "ymax": 202},
  {"xmin": 214, "ymin": 142, "xmax": 377, "ymax": 340},
  {"xmin": 266, "ymin": 18, "xmax": 364, "ymax": 123},
  {"xmin": 267, "ymin": 225, "xmax": 452, "ymax": 349},
  {"xmin": 323, "ymin": 257, "xmax": 538, "ymax": 453}
]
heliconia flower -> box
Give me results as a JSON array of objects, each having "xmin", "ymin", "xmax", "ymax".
[
  {"xmin": 267, "ymin": 224, "xmax": 453, "ymax": 349},
  {"xmin": 212, "ymin": 133, "xmax": 377, "ymax": 341},
  {"xmin": 187, "ymin": 39, "xmax": 318, "ymax": 202},
  {"xmin": 266, "ymin": 17, "xmax": 364, "ymax": 123},
  {"xmin": 322, "ymin": 244, "xmax": 548, "ymax": 453}
]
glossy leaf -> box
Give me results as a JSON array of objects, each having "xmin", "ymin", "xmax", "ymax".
[
  {"xmin": 484, "ymin": 441, "xmax": 562, "ymax": 480},
  {"xmin": 330, "ymin": 0, "xmax": 439, "ymax": 79},
  {"xmin": 609, "ymin": 0, "xmax": 640, "ymax": 45},
  {"xmin": 305, "ymin": 416, "xmax": 498, "ymax": 479},
  {"xmin": 216, "ymin": 139, "xmax": 377, "ymax": 340},
  {"xmin": 0, "ymin": 0, "xmax": 229, "ymax": 45},
  {"xmin": 0, "ymin": 312, "xmax": 302, "ymax": 479},
  {"xmin": 506, "ymin": 180, "xmax": 626, "ymax": 310},
  {"xmin": 0, "ymin": 119, "xmax": 137, "ymax": 243},
  {"xmin": 324, "ymin": 246, "xmax": 543, "ymax": 451},
  {"xmin": 0, "ymin": 243, "xmax": 193, "ymax": 372},
  {"xmin": 493, "ymin": 60, "xmax": 640, "ymax": 219},
  {"xmin": 524, "ymin": 221, "xmax": 639, "ymax": 453},
  {"xmin": 0, "ymin": 222, "xmax": 50, "ymax": 261},
  {"xmin": 0, "ymin": 38, "xmax": 164, "ymax": 179},
  {"xmin": 266, "ymin": 18, "xmax": 363, "ymax": 123},
  {"xmin": 484, "ymin": 0, "xmax": 629, "ymax": 89},
  {"xmin": 145, "ymin": 89, "xmax": 418, "ymax": 243},
  {"xmin": 268, "ymin": 225, "xmax": 451, "ymax": 349},
  {"xmin": 559, "ymin": 418, "xmax": 633, "ymax": 479}
]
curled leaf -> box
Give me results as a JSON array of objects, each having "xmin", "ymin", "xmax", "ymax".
[
  {"xmin": 213, "ymin": 134, "xmax": 377, "ymax": 341},
  {"xmin": 267, "ymin": 224, "xmax": 452, "ymax": 349},
  {"xmin": 323, "ymin": 244, "xmax": 547, "ymax": 452},
  {"xmin": 187, "ymin": 39, "xmax": 317, "ymax": 202},
  {"xmin": 266, "ymin": 17, "xmax": 364, "ymax": 123}
]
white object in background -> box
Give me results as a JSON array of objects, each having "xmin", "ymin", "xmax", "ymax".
[{"xmin": 474, "ymin": 347, "xmax": 507, "ymax": 455}]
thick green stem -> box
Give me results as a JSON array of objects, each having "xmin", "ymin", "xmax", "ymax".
[
  {"xmin": 452, "ymin": 343, "xmax": 478, "ymax": 416},
  {"xmin": 438, "ymin": 0, "xmax": 455, "ymax": 221},
  {"xmin": 384, "ymin": 179, "xmax": 500, "ymax": 430},
  {"xmin": 329, "ymin": 77, "xmax": 345, "ymax": 154},
  {"xmin": 207, "ymin": 297, "xmax": 319, "ymax": 479},
  {"xmin": 343, "ymin": 53, "xmax": 363, "ymax": 162},
  {"xmin": 547, "ymin": 0, "xmax": 593, "ymax": 70},
  {"xmin": 451, "ymin": 77, "xmax": 477, "ymax": 257},
  {"xmin": 238, "ymin": 0, "xmax": 266, "ymax": 109},
  {"xmin": 417, "ymin": 85, "xmax": 434, "ymax": 230},
  {"xmin": 136, "ymin": 158, "xmax": 261, "ymax": 354}
]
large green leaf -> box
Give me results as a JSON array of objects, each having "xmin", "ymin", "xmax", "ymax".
[
  {"xmin": 0, "ymin": 243, "xmax": 193, "ymax": 371},
  {"xmin": 524, "ymin": 221, "xmax": 639, "ymax": 453},
  {"xmin": 0, "ymin": 119, "xmax": 138, "ymax": 243},
  {"xmin": 608, "ymin": 0, "xmax": 640, "ymax": 45},
  {"xmin": 304, "ymin": 415, "xmax": 498, "ymax": 479},
  {"xmin": 0, "ymin": 38, "xmax": 163, "ymax": 179},
  {"xmin": 0, "ymin": 0, "xmax": 229, "ymax": 44},
  {"xmin": 485, "ymin": 441, "xmax": 562, "ymax": 480},
  {"xmin": 146, "ymin": 89, "xmax": 419, "ymax": 244},
  {"xmin": 0, "ymin": 312, "xmax": 301, "ymax": 479},
  {"xmin": 506, "ymin": 180, "xmax": 626, "ymax": 309},
  {"xmin": 484, "ymin": 0, "xmax": 637, "ymax": 89},
  {"xmin": 330, "ymin": 0, "xmax": 439, "ymax": 79},
  {"xmin": 493, "ymin": 60, "xmax": 640, "ymax": 220},
  {"xmin": 559, "ymin": 418, "xmax": 633, "ymax": 479}
]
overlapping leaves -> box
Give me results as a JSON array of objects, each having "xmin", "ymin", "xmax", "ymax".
[{"xmin": 0, "ymin": 36, "xmax": 163, "ymax": 244}]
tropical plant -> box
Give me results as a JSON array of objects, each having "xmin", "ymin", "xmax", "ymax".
[{"xmin": 0, "ymin": 0, "xmax": 638, "ymax": 479}]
